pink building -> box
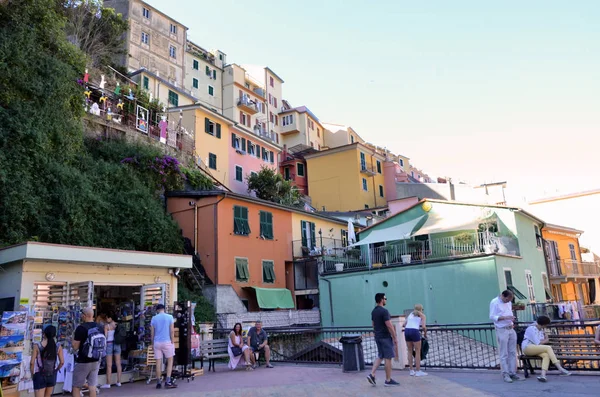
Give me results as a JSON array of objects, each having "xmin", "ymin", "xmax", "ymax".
[{"xmin": 228, "ymin": 125, "xmax": 280, "ymax": 194}]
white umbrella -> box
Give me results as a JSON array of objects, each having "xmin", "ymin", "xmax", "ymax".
[{"xmin": 348, "ymin": 218, "xmax": 357, "ymax": 245}]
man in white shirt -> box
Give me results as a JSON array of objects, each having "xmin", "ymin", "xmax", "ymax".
[{"xmin": 489, "ymin": 290, "xmax": 522, "ymax": 383}]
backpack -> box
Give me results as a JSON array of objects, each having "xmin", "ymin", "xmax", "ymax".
[
  {"xmin": 36, "ymin": 343, "xmax": 56, "ymax": 376},
  {"xmin": 113, "ymin": 323, "xmax": 127, "ymax": 345},
  {"xmin": 81, "ymin": 324, "xmax": 106, "ymax": 360}
]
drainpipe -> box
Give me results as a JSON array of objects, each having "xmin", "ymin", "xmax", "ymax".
[
  {"xmin": 212, "ymin": 194, "xmax": 227, "ymax": 284},
  {"xmin": 322, "ymin": 278, "xmax": 335, "ymax": 326},
  {"xmin": 371, "ymin": 155, "xmax": 377, "ymax": 208},
  {"xmin": 194, "ymin": 204, "xmax": 198, "ymax": 255}
]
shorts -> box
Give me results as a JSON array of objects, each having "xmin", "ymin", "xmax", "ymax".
[
  {"xmin": 106, "ymin": 342, "xmax": 122, "ymax": 355},
  {"xmin": 154, "ymin": 341, "xmax": 175, "ymax": 359},
  {"xmin": 33, "ymin": 372, "xmax": 57, "ymax": 390},
  {"xmin": 375, "ymin": 337, "xmax": 395, "ymax": 360},
  {"xmin": 73, "ymin": 361, "xmax": 100, "ymax": 388},
  {"xmin": 405, "ymin": 328, "xmax": 421, "ymax": 342},
  {"xmin": 251, "ymin": 345, "xmax": 267, "ymax": 353}
]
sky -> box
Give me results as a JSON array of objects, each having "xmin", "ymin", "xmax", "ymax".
[{"xmin": 146, "ymin": 0, "xmax": 600, "ymax": 201}]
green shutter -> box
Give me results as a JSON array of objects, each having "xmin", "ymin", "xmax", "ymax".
[
  {"xmin": 255, "ymin": 144, "xmax": 261, "ymax": 157},
  {"xmin": 310, "ymin": 222, "xmax": 316, "ymax": 247},
  {"xmin": 206, "ymin": 65, "xmax": 210, "ymax": 75},
  {"xmin": 236, "ymin": 258, "xmax": 249, "ymax": 282},
  {"xmin": 262, "ymin": 261, "xmax": 275, "ymax": 283},
  {"xmin": 241, "ymin": 138, "xmax": 246, "ymax": 151},
  {"xmin": 232, "ymin": 133, "xmax": 237, "ymax": 148},
  {"xmin": 301, "ymin": 221, "xmax": 307, "ymax": 247},
  {"xmin": 270, "ymin": 151, "xmax": 274, "ymax": 163},
  {"xmin": 205, "ymin": 117, "xmax": 210, "ymax": 133},
  {"xmin": 260, "ymin": 212, "xmax": 273, "ymax": 239},
  {"xmin": 216, "ymin": 123, "xmax": 221, "ymax": 138}
]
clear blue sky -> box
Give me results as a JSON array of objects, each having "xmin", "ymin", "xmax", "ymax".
[{"xmin": 146, "ymin": 0, "xmax": 599, "ymax": 200}]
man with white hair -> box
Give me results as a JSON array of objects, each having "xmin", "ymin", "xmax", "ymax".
[{"xmin": 72, "ymin": 307, "xmax": 104, "ymax": 397}]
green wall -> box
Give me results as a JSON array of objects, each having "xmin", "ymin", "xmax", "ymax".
[{"xmin": 319, "ymin": 256, "xmax": 500, "ymax": 327}]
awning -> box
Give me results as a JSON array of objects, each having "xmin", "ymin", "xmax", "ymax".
[
  {"xmin": 351, "ymin": 215, "xmax": 426, "ymax": 246},
  {"xmin": 507, "ymin": 285, "xmax": 527, "ymax": 300},
  {"xmin": 246, "ymin": 287, "xmax": 295, "ymax": 309},
  {"xmin": 414, "ymin": 205, "xmax": 496, "ymax": 236}
]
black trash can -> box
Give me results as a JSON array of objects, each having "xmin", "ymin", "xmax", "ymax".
[{"xmin": 339, "ymin": 334, "xmax": 365, "ymax": 372}]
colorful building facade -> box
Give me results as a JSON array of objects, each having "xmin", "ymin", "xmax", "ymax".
[
  {"xmin": 184, "ymin": 41, "xmax": 226, "ymax": 112},
  {"xmin": 279, "ymin": 106, "xmax": 324, "ymax": 150},
  {"xmin": 304, "ymin": 143, "xmax": 387, "ymax": 211}
]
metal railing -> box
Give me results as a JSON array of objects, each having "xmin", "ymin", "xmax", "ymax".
[
  {"xmin": 360, "ymin": 162, "xmax": 377, "ymax": 174},
  {"xmin": 321, "ymin": 232, "xmax": 520, "ymax": 274},
  {"xmin": 237, "ymin": 97, "xmax": 259, "ymax": 113},
  {"xmin": 292, "ymin": 238, "xmax": 347, "ymax": 259},
  {"xmin": 549, "ymin": 260, "xmax": 600, "ymax": 278},
  {"xmin": 208, "ymin": 321, "xmax": 600, "ymax": 371}
]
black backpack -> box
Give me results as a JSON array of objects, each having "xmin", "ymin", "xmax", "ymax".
[
  {"xmin": 36, "ymin": 343, "xmax": 56, "ymax": 376},
  {"xmin": 113, "ymin": 323, "xmax": 127, "ymax": 345}
]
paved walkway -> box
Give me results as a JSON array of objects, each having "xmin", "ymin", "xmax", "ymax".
[{"xmin": 97, "ymin": 364, "xmax": 599, "ymax": 396}]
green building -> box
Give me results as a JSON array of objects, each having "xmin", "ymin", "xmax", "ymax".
[{"xmin": 319, "ymin": 200, "xmax": 550, "ymax": 327}]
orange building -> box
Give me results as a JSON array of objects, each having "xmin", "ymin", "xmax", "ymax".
[
  {"xmin": 543, "ymin": 224, "xmax": 599, "ymax": 305},
  {"xmin": 166, "ymin": 191, "xmax": 294, "ymax": 311}
]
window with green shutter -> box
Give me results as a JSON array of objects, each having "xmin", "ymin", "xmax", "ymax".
[
  {"xmin": 376, "ymin": 160, "xmax": 382, "ymax": 173},
  {"xmin": 235, "ymin": 257, "xmax": 249, "ymax": 282},
  {"xmin": 168, "ymin": 90, "xmax": 179, "ymax": 107},
  {"xmin": 235, "ymin": 166, "xmax": 243, "ymax": 182},
  {"xmin": 208, "ymin": 85, "xmax": 214, "ymax": 96},
  {"xmin": 262, "ymin": 260, "xmax": 275, "ymax": 283},
  {"xmin": 193, "ymin": 60, "xmax": 199, "ymax": 70},
  {"xmin": 143, "ymin": 76, "xmax": 149, "ymax": 90},
  {"xmin": 208, "ymin": 153, "xmax": 217, "ymax": 170},
  {"xmin": 300, "ymin": 220, "xmax": 316, "ymax": 248},
  {"xmin": 192, "ymin": 78, "xmax": 198, "ymax": 89},
  {"xmin": 206, "ymin": 65, "xmax": 210, "ymax": 76},
  {"xmin": 233, "ymin": 206, "xmax": 251, "ymax": 235},
  {"xmin": 260, "ymin": 211, "xmax": 273, "ymax": 239}
]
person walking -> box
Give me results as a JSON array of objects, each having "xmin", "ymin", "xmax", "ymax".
[
  {"xmin": 489, "ymin": 290, "xmax": 523, "ymax": 383},
  {"xmin": 72, "ymin": 307, "xmax": 105, "ymax": 397},
  {"xmin": 150, "ymin": 304, "xmax": 177, "ymax": 389},
  {"xmin": 522, "ymin": 316, "xmax": 571, "ymax": 382},
  {"xmin": 31, "ymin": 325, "xmax": 64, "ymax": 397},
  {"xmin": 367, "ymin": 293, "xmax": 400, "ymax": 387},
  {"xmin": 405, "ymin": 304, "xmax": 427, "ymax": 377}
]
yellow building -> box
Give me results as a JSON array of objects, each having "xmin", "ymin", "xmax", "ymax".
[
  {"xmin": 543, "ymin": 224, "xmax": 599, "ymax": 305},
  {"xmin": 170, "ymin": 103, "xmax": 233, "ymax": 186},
  {"xmin": 322, "ymin": 123, "xmax": 365, "ymax": 149},
  {"xmin": 304, "ymin": 143, "xmax": 387, "ymax": 211}
]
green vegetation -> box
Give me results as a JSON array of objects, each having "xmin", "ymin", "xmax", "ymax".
[
  {"xmin": 247, "ymin": 166, "xmax": 303, "ymax": 207},
  {"xmin": 177, "ymin": 284, "xmax": 216, "ymax": 323}
]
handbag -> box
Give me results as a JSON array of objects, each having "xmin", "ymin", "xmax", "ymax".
[
  {"xmin": 231, "ymin": 346, "xmax": 243, "ymax": 357},
  {"xmin": 114, "ymin": 324, "xmax": 127, "ymax": 344}
]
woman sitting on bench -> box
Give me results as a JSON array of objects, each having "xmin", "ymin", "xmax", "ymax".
[
  {"xmin": 522, "ymin": 316, "xmax": 571, "ymax": 382},
  {"xmin": 228, "ymin": 323, "xmax": 253, "ymax": 371}
]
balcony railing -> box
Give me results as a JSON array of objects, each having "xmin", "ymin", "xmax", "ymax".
[
  {"xmin": 284, "ymin": 173, "xmax": 296, "ymax": 181},
  {"xmin": 237, "ymin": 96, "xmax": 259, "ymax": 114},
  {"xmin": 320, "ymin": 232, "xmax": 520, "ymax": 274},
  {"xmin": 549, "ymin": 260, "xmax": 600, "ymax": 278},
  {"xmin": 360, "ymin": 162, "xmax": 377, "ymax": 176}
]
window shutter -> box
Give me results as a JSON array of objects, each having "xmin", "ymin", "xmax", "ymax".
[
  {"xmin": 310, "ymin": 222, "xmax": 316, "ymax": 247},
  {"xmin": 231, "ymin": 133, "xmax": 237, "ymax": 148},
  {"xmin": 206, "ymin": 66, "xmax": 210, "ymax": 75},
  {"xmin": 270, "ymin": 151, "xmax": 274, "ymax": 163},
  {"xmin": 205, "ymin": 117, "xmax": 210, "ymax": 133},
  {"xmin": 274, "ymin": 98, "xmax": 277, "ymax": 108},
  {"xmin": 301, "ymin": 221, "xmax": 307, "ymax": 247},
  {"xmin": 213, "ymin": 70, "xmax": 217, "ymax": 79},
  {"xmin": 255, "ymin": 144, "xmax": 261, "ymax": 157},
  {"xmin": 240, "ymin": 111, "xmax": 243, "ymax": 124},
  {"xmin": 239, "ymin": 90, "xmax": 242, "ymax": 100},
  {"xmin": 241, "ymin": 138, "xmax": 246, "ymax": 151},
  {"xmin": 216, "ymin": 123, "xmax": 221, "ymax": 138},
  {"xmin": 246, "ymin": 116, "xmax": 250, "ymax": 127}
]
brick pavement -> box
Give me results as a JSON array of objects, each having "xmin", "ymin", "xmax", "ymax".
[{"xmin": 95, "ymin": 364, "xmax": 599, "ymax": 397}]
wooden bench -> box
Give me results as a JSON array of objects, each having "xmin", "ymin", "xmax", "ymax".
[
  {"xmin": 199, "ymin": 339, "xmax": 230, "ymax": 372},
  {"xmin": 519, "ymin": 334, "xmax": 600, "ymax": 377}
]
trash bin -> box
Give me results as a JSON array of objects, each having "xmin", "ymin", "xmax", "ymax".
[{"xmin": 339, "ymin": 334, "xmax": 365, "ymax": 372}]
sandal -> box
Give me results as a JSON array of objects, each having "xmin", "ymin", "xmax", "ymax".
[{"xmin": 245, "ymin": 363, "xmax": 254, "ymax": 371}]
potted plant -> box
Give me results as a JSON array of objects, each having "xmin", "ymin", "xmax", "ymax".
[
  {"xmin": 513, "ymin": 301, "xmax": 526, "ymax": 311},
  {"xmin": 407, "ymin": 241, "xmax": 422, "ymax": 260},
  {"xmin": 334, "ymin": 263, "xmax": 344, "ymax": 272},
  {"xmin": 347, "ymin": 248, "xmax": 361, "ymax": 259}
]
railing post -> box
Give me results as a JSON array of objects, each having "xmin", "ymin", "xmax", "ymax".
[{"xmin": 390, "ymin": 315, "xmax": 407, "ymax": 369}]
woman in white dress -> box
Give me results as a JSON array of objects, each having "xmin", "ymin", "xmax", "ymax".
[{"xmin": 228, "ymin": 323, "xmax": 252, "ymax": 370}]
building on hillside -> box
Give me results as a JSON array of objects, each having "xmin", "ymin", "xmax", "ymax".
[
  {"xmin": 542, "ymin": 224, "xmax": 600, "ymax": 306},
  {"xmin": 222, "ymin": 64, "xmax": 283, "ymax": 147},
  {"xmin": 129, "ymin": 69, "xmax": 197, "ymax": 108},
  {"xmin": 303, "ymin": 143, "xmax": 387, "ymax": 211},
  {"xmin": 528, "ymin": 189, "xmax": 600, "ymax": 255},
  {"xmin": 184, "ymin": 41, "xmax": 226, "ymax": 112},
  {"xmin": 319, "ymin": 208, "xmax": 389, "ymax": 228},
  {"xmin": 105, "ymin": 0, "xmax": 187, "ymax": 88},
  {"xmin": 409, "ymin": 165, "xmax": 434, "ymax": 183},
  {"xmin": 279, "ymin": 144, "xmax": 318, "ymax": 196},
  {"xmin": 279, "ymin": 105, "xmax": 325, "ymax": 150},
  {"xmin": 169, "ymin": 103, "xmax": 279, "ymax": 191},
  {"xmin": 321, "ymin": 123, "xmax": 365, "ymax": 149},
  {"xmin": 165, "ymin": 190, "xmax": 350, "ymax": 316},
  {"xmin": 229, "ymin": 124, "xmax": 280, "ymax": 194},
  {"xmin": 318, "ymin": 199, "xmax": 549, "ymax": 327}
]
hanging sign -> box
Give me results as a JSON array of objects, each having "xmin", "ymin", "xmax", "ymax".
[{"xmin": 136, "ymin": 105, "xmax": 149, "ymax": 134}]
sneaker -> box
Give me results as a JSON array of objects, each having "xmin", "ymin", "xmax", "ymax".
[
  {"xmin": 156, "ymin": 383, "xmax": 162, "ymax": 389},
  {"xmin": 165, "ymin": 381, "xmax": 178, "ymax": 389},
  {"xmin": 559, "ymin": 370, "xmax": 571, "ymax": 376},
  {"xmin": 510, "ymin": 374, "xmax": 524, "ymax": 381},
  {"xmin": 115, "ymin": 383, "xmax": 122, "ymax": 387},
  {"xmin": 100, "ymin": 384, "xmax": 111, "ymax": 389},
  {"xmin": 503, "ymin": 375, "xmax": 513, "ymax": 383},
  {"xmin": 266, "ymin": 363, "xmax": 274, "ymax": 368},
  {"xmin": 409, "ymin": 370, "xmax": 415, "ymax": 376},
  {"xmin": 537, "ymin": 376, "xmax": 547, "ymax": 382},
  {"xmin": 384, "ymin": 379, "xmax": 400, "ymax": 387},
  {"xmin": 415, "ymin": 371, "xmax": 428, "ymax": 377},
  {"xmin": 366, "ymin": 374, "xmax": 376, "ymax": 385}
]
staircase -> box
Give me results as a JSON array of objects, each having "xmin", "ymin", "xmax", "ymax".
[{"xmin": 182, "ymin": 238, "xmax": 212, "ymax": 291}]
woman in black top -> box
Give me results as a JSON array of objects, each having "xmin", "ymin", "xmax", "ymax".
[{"xmin": 30, "ymin": 325, "xmax": 64, "ymax": 397}]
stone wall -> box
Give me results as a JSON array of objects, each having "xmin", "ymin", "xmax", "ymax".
[{"xmin": 217, "ymin": 310, "xmax": 320, "ymax": 329}]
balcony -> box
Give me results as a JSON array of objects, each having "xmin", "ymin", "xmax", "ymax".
[
  {"xmin": 360, "ymin": 163, "xmax": 377, "ymax": 176},
  {"xmin": 280, "ymin": 118, "xmax": 300, "ymax": 136},
  {"xmin": 253, "ymin": 125, "xmax": 278, "ymax": 143},
  {"xmin": 237, "ymin": 97, "xmax": 259, "ymax": 115},
  {"xmin": 549, "ymin": 260, "xmax": 600, "ymax": 279},
  {"xmin": 314, "ymin": 232, "xmax": 520, "ymax": 274}
]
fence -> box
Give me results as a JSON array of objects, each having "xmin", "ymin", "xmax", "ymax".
[{"xmin": 209, "ymin": 320, "xmax": 600, "ymax": 371}]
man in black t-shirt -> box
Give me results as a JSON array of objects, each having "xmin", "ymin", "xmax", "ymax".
[
  {"xmin": 366, "ymin": 293, "xmax": 400, "ymax": 387},
  {"xmin": 72, "ymin": 308, "xmax": 100, "ymax": 397}
]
